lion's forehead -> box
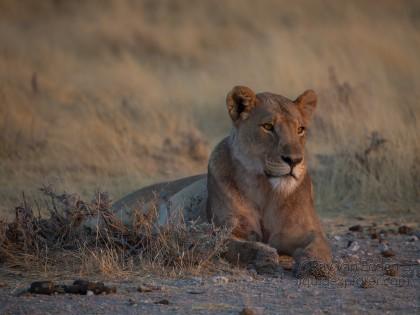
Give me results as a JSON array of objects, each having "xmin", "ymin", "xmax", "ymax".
[
  {"xmin": 257, "ymin": 92, "xmax": 292, "ymax": 105},
  {"xmin": 254, "ymin": 93, "xmax": 300, "ymax": 123}
]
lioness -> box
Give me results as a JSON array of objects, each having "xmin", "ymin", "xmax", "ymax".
[{"xmin": 113, "ymin": 86, "xmax": 333, "ymax": 278}]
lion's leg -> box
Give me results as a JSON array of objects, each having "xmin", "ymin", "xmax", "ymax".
[
  {"xmin": 223, "ymin": 238, "xmax": 283, "ymax": 275},
  {"xmin": 292, "ymin": 234, "xmax": 335, "ymax": 279}
]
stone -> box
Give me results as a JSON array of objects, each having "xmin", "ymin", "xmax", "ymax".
[{"xmin": 349, "ymin": 225, "xmax": 363, "ymax": 232}]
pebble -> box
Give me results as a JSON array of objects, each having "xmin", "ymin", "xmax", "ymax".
[
  {"xmin": 381, "ymin": 249, "xmax": 396, "ymax": 258},
  {"xmin": 378, "ymin": 242, "xmax": 396, "ymax": 257},
  {"xmin": 239, "ymin": 307, "xmax": 256, "ymax": 315},
  {"xmin": 384, "ymin": 265, "xmax": 399, "ymax": 277},
  {"xmin": 349, "ymin": 225, "xmax": 363, "ymax": 232},
  {"xmin": 241, "ymin": 275, "xmax": 254, "ymax": 282},
  {"xmin": 187, "ymin": 290, "xmax": 205, "ymax": 295},
  {"xmin": 211, "ymin": 276, "xmax": 229, "ymax": 285},
  {"xmin": 28, "ymin": 281, "xmax": 56, "ymax": 295},
  {"xmin": 154, "ymin": 299, "xmax": 170, "ymax": 305},
  {"xmin": 348, "ymin": 241, "xmax": 360, "ymax": 252},
  {"xmin": 408, "ymin": 235, "xmax": 418, "ymax": 242},
  {"xmin": 86, "ymin": 290, "xmax": 94, "ymax": 296},
  {"xmin": 137, "ymin": 284, "xmax": 162, "ymax": 293},
  {"xmin": 398, "ymin": 225, "xmax": 412, "ymax": 234},
  {"xmin": 360, "ymin": 279, "xmax": 375, "ymax": 289},
  {"xmin": 378, "ymin": 243, "xmax": 389, "ymax": 252},
  {"xmin": 334, "ymin": 235, "xmax": 341, "ymax": 241}
]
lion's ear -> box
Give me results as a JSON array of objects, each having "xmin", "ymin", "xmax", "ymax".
[
  {"xmin": 226, "ymin": 86, "xmax": 257, "ymax": 122},
  {"xmin": 294, "ymin": 89, "xmax": 317, "ymax": 124}
]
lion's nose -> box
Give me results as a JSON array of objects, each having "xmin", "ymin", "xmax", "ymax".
[{"xmin": 281, "ymin": 155, "xmax": 303, "ymax": 168}]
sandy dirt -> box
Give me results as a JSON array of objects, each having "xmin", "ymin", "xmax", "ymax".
[{"xmin": 0, "ymin": 218, "xmax": 418, "ymax": 315}]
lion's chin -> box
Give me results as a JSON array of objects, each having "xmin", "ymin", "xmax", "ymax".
[
  {"xmin": 268, "ymin": 174, "xmax": 300, "ymax": 196},
  {"xmin": 264, "ymin": 170, "xmax": 297, "ymax": 179},
  {"xmin": 263, "ymin": 169, "xmax": 291, "ymax": 178}
]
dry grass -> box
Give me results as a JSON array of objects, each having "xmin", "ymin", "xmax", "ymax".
[
  {"xmin": 0, "ymin": 188, "xmax": 230, "ymax": 278},
  {"xmin": 0, "ymin": 0, "xmax": 419, "ymax": 216}
]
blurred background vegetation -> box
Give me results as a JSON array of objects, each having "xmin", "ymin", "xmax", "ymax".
[{"xmin": 0, "ymin": 0, "xmax": 419, "ymax": 217}]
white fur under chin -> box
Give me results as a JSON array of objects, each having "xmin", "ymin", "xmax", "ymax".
[
  {"xmin": 269, "ymin": 176, "xmax": 299, "ymax": 196},
  {"xmin": 269, "ymin": 164, "xmax": 306, "ymax": 196}
]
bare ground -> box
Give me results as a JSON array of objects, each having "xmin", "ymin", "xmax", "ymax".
[{"xmin": 0, "ymin": 217, "xmax": 418, "ymax": 315}]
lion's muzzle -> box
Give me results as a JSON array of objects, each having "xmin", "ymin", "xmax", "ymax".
[{"xmin": 264, "ymin": 159, "xmax": 291, "ymax": 177}]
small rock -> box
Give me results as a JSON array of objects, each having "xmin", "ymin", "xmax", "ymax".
[
  {"xmin": 68, "ymin": 280, "xmax": 116, "ymax": 295},
  {"xmin": 384, "ymin": 265, "xmax": 399, "ymax": 277},
  {"xmin": 137, "ymin": 284, "xmax": 161, "ymax": 293},
  {"xmin": 379, "ymin": 229, "xmax": 387, "ymax": 236},
  {"xmin": 29, "ymin": 281, "xmax": 56, "ymax": 295},
  {"xmin": 334, "ymin": 235, "xmax": 341, "ymax": 241},
  {"xmin": 398, "ymin": 225, "xmax": 412, "ymax": 234},
  {"xmin": 378, "ymin": 242, "xmax": 396, "ymax": 257},
  {"xmin": 240, "ymin": 307, "xmax": 256, "ymax": 315},
  {"xmin": 240, "ymin": 274, "xmax": 255, "ymax": 282},
  {"xmin": 64, "ymin": 285, "xmax": 85, "ymax": 295},
  {"xmin": 211, "ymin": 276, "xmax": 229, "ymax": 285},
  {"xmin": 349, "ymin": 225, "xmax": 363, "ymax": 232},
  {"xmin": 381, "ymin": 249, "xmax": 396, "ymax": 258},
  {"xmin": 370, "ymin": 232, "xmax": 378, "ymax": 239},
  {"xmin": 348, "ymin": 241, "xmax": 360, "ymax": 252},
  {"xmin": 360, "ymin": 278, "xmax": 375, "ymax": 288},
  {"xmin": 154, "ymin": 299, "xmax": 170, "ymax": 305},
  {"xmin": 128, "ymin": 298, "xmax": 137, "ymax": 306},
  {"xmin": 86, "ymin": 290, "xmax": 94, "ymax": 296},
  {"xmin": 408, "ymin": 235, "xmax": 418, "ymax": 242},
  {"xmin": 187, "ymin": 290, "xmax": 205, "ymax": 295},
  {"xmin": 378, "ymin": 242, "xmax": 389, "ymax": 252},
  {"xmin": 103, "ymin": 286, "xmax": 117, "ymax": 294}
]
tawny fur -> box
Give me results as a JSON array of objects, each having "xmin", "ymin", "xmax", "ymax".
[{"xmin": 113, "ymin": 86, "xmax": 333, "ymax": 277}]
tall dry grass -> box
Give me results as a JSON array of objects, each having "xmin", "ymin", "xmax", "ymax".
[
  {"xmin": 0, "ymin": 188, "xmax": 229, "ymax": 276},
  {"xmin": 0, "ymin": 0, "xmax": 419, "ymax": 216}
]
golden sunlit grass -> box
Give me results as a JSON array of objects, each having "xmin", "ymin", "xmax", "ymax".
[
  {"xmin": 0, "ymin": 0, "xmax": 419, "ymax": 217},
  {"xmin": 0, "ymin": 188, "xmax": 230, "ymax": 278}
]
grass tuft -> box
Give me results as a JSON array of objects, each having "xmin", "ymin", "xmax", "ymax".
[{"xmin": 0, "ymin": 188, "xmax": 230, "ymax": 278}]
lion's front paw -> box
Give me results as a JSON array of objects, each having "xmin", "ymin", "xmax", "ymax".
[
  {"xmin": 224, "ymin": 239, "xmax": 283, "ymax": 276},
  {"xmin": 293, "ymin": 260, "xmax": 336, "ymax": 279},
  {"xmin": 252, "ymin": 242, "xmax": 283, "ymax": 276}
]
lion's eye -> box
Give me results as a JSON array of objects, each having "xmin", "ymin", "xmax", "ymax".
[
  {"xmin": 261, "ymin": 123, "xmax": 274, "ymax": 132},
  {"xmin": 298, "ymin": 126, "xmax": 305, "ymax": 135}
]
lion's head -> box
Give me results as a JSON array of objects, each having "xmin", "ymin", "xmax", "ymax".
[{"xmin": 226, "ymin": 85, "xmax": 317, "ymax": 194}]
